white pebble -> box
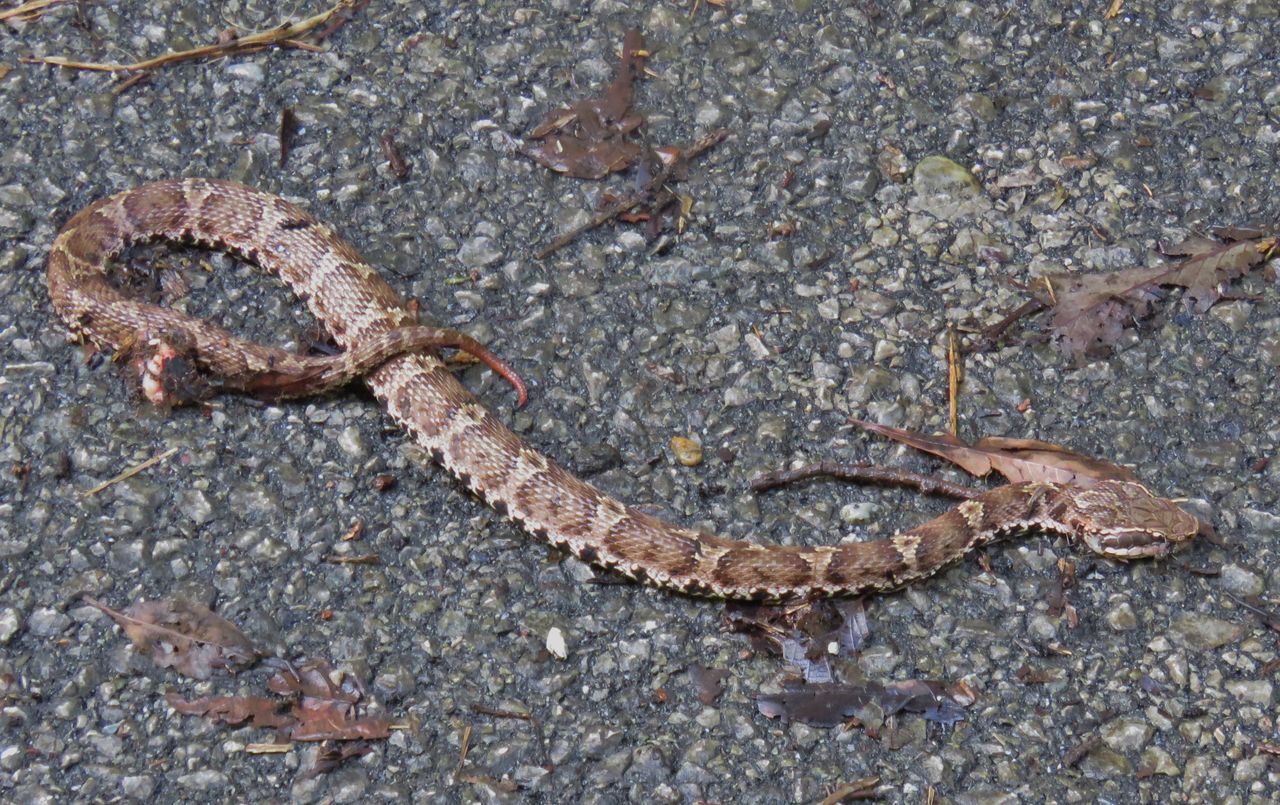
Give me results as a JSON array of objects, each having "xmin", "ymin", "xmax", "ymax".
[{"xmin": 546, "ymin": 627, "xmax": 567, "ymax": 659}]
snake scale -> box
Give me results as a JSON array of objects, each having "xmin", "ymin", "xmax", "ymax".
[{"xmin": 46, "ymin": 179, "xmax": 1199, "ymax": 600}]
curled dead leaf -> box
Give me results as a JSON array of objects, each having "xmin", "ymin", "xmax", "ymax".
[{"xmin": 851, "ymin": 419, "xmax": 1138, "ymax": 486}]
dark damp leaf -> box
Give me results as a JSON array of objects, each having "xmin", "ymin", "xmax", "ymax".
[
  {"xmin": 166, "ymin": 691, "xmax": 295, "ymax": 729},
  {"xmin": 756, "ymin": 679, "xmax": 972, "ymax": 728},
  {"xmin": 279, "ymin": 107, "xmax": 299, "ymax": 167},
  {"xmin": 306, "ymin": 740, "xmax": 376, "ymax": 778},
  {"xmin": 687, "ymin": 665, "xmax": 730, "ymax": 705},
  {"xmin": 1040, "ymin": 265, "xmax": 1166, "ymax": 359},
  {"xmin": 522, "ymin": 29, "xmax": 649, "ymax": 180}
]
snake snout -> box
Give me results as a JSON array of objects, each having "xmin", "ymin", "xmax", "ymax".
[{"xmin": 1075, "ymin": 481, "xmax": 1201, "ymax": 561}]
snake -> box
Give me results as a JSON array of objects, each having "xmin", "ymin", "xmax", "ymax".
[{"xmin": 46, "ymin": 179, "xmax": 1200, "ymax": 601}]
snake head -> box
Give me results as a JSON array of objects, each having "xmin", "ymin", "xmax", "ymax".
[{"xmin": 1069, "ymin": 480, "xmax": 1201, "ymax": 560}]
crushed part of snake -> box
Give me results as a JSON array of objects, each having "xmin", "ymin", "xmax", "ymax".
[
  {"xmin": 129, "ymin": 322, "xmax": 528, "ymax": 407},
  {"xmin": 46, "ymin": 179, "xmax": 1201, "ymax": 601}
]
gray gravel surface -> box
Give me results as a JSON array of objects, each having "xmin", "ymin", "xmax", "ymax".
[{"xmin": 2, "ymin": 1, "xmax": 1279, "ymax": 802}]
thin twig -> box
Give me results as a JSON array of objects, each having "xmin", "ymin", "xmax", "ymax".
[
  {"xmin": 22, "ymin": 0, "xmax": 356, "ymax": 74},
  {"xmin": 749, "ymin": 461, "xmax": 980, "ymax": 499},
  {"xmin": 470, "ymin": 704, "xmax": 531, "ymax": 720},
  {"xmin": 535, "ymin": 128, "xmax": 729, "ymax": 259},
  {"xmin": 1222, "ymin": 592, "xmax": 1280, "ymax": 630},
  {"xmin": 963, "ymin": 298, "xmax": 1048, "ymax": 354},
  {"xmin": 469, "ymin": 703, "xmax": 554, "ymax": 771},
  {"xmin": 82, "ymin": 446, "xmax": 179, "ymax": 496}
]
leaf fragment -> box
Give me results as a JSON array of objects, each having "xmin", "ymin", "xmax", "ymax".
[
  {"xmin": 84, "ymin": 596, "xmax": 259, "ymax": 680},
  {"xmin": 165, "ymin": 692, "xmax": 294, "ymax": 729},
  {"xmin": 267, "ymin": 660, "xmax": 392, "ymax": 742},
  {"xmin": 1161, "ymin": 236, "xmax": 1271, "ymax": 312},
  {"xmin": 1036, "ymin": 232, "xmax": 1275, "ymax": 360},
  {"xmin": 687, "ymin": 665, "xmax": 730, "ymax": 705},
  {"xmin": 756, "ymin": 679, "xmax": 971, "ymax": 727},
  {"xmin": 521, "ymin": 29, "xmax": 649, "ymax": 179},
  {"xmin": 851, "ymin": 420, "xmax": 1138, "ymax": 486}
]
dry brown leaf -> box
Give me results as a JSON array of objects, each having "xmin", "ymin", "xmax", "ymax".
[
  {"xmin": 852, "ymin": 420, "xmax": 1137, "ymax": 486},
  {"xmin": 84, "ymin": 596, "xmax": 259, "ymax": 680},
  {"xmin": 687, "ymin": 665, "xmax": 730, "ymax": 705},
  {"xmin": 1039, "ymin": 233, "xmax": 1274, "ymax": 359},
  {"xmin": 268, "ymin": 660, "xmax": 391, "ymax": 741},
  {"xmin": 521, "ymin": 29, "xmax": 649, "ymax": 179},
  {"xmin": 166, "ymin": 691, "xmax": 294, "ymax": 729},
  {"xmin": 1160, "ymin": 236, "xmax": 1272, "ymax": 312},
  {"xmin": 166, "ymin": 658, "xmax": 393, "ymax": 776},
  {"xmin": 973, "ymin": 435, "xmax": 1139, "ymax": 483}
]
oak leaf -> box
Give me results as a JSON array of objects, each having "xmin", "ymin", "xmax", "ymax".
[
  {"xmin": 1039, "ymin": 233, "xmax": 1274, "ymax": 360},
  {"xmin": 84, "ymin": 596, "xmax": 259, "ymax": 680}
]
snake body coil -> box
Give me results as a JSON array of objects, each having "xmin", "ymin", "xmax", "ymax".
[{"xmin": 47, "ymin": 179, "xmax": 1199, "ymax": 600}]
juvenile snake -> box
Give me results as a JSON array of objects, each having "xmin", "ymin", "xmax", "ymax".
[{"xmin": 47, "ymin": 179, "xmax": 1199, "ymax": 600}]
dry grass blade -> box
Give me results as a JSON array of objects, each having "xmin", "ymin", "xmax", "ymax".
[
  {"xmin": 819, "ymin": 776, "xmax": 881, "ymax": 804},
  {"xmin": 947, "ymin": 325, "xmax": 960, "ymax": 436},
  {"xmin": 21, "ymin": 0, "xmax": 357, "ymax": 75},
  {"xmin": 0, "ymin": 0, "xmax": 70, "ymax": 23},
  {"xmin": 81, "ymin": 446, "xmax": 179, "ymax": 496}
]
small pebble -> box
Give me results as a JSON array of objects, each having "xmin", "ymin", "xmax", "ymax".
[
  {"xmin": 546, "ymin": 627, "xmax": 567, "ymax": 659},
  {"xmin": 669, "ymin": 436, "xmax": 703, "ymax": 467}
]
